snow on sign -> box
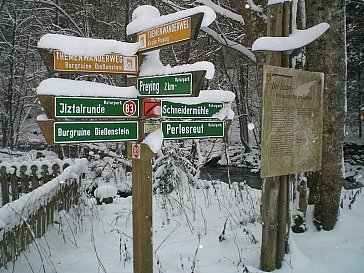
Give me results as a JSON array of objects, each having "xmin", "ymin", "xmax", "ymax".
[
  {"xmin": 162, "ymin": 121, "xmax": 224, "ymax": 139},
  {"xmin": 261, "ymin": 65, "xmax": 324, "ymax": 178},
  {"xmin": 54, "ymin": 97, "xmax": 139, "ymax": 118}
]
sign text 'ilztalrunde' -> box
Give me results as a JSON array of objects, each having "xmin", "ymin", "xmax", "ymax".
[
  {"xmin": 161, "ymin": 101, "xmax": 224, "ymax": 118},
  {"xmin": 137, "ymin": 17, "xmax": 191, "ymax": 51},
  {"xmin": 55, "ymin": 97, "xmax": 139, "ymax": 118},
  {"xmin": 162, "ymin": 121, "xmax": 224, "ymax": 139},
  {"xmin": 137, "ymin": 73, "xmax": 192, "ymax": 97},
  {"xmin": 54, "ymin": 121, "xmax": 138, "ymax": 143},
  {"xmin": 54, "ymin": 50, "xmax": 138, "ymax": 74}
]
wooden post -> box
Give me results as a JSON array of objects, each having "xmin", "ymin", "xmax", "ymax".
[
  {"xmin": 20, "ymin": 165, "xmax": 29, "ymax": 193},
  {"xmin": 260, "ymin": 1, "xmax": 291, "ymax": 271},
  {"xmin": 0, "ymin": 166, "xmax": 9, "ymax": 205},
  {"xmin": 132, "ymin": 143, "xmax": 156, "ymax": 273},
  {"xmin": 10, "ymin": 170, "xmax": 19, "ymax": 202},
  {"xmin": 30, "ymin": 165, "xmax": 39, "ymax": 190}
]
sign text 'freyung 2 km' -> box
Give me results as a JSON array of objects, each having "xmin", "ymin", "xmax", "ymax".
[
  {"xmin": 55, "ymin": 97, "xmax": 139, "ymax": 118},
  {"xmin": 162, "ymin": 120, "xmax": 224, "ymax": 139},
  {"xmin": 137, "ymin": 73, "xmax": 192, "ymax": 97},
  {"xmin": 137, "ymin": 17, "xmax": 191, "ymax": 52},
  {"xmin": 53, "ymin": 50, "xmax": 138, "ymax": 74},
  {"xmin": 54, "ymin": 121, "xmax": 138, "ymax": 144},
  {"xmin": 161, "ymin": 101, "xmax": 224, "ymax": 118}
]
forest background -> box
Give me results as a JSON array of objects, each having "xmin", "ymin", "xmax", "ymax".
[{"xmin": 0, "ymin": 0, "xmax": 362, "ymax": 151}]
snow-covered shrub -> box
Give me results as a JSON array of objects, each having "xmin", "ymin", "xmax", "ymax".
[{"xmin": 153, "ymin": 141, "xmax": 199, "ymax": 194}]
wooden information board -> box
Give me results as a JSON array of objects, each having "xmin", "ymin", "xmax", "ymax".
[{"xmin": 261, "ymin": 65, "xmax": 324, "ymax": 178}]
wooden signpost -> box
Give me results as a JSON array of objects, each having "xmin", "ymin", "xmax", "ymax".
[
  {"xmin": 252, "ymin": 1, "xmax": 327, "ymax": 271},
  {"xmin": 137, "ymin": 71, "xmax": 206, "ymax": 97},
  {"xmin": 161, "ymin": 120, "xmax": 225, "ymax": 139},
  {"xmin": 161, "ymin": 101, "xmax": 224, "ymax": 118},
  {"xmin": 38, "ymin": 49, "xmax": 139, "ymax": 75},
  {"xmin": 127, "ymin": 13, "xmax": 204, "ymax": 53},
  {"xmin": 37, "ymin": 7, "xmax": 227, "ymax": 273},
  {"xmin": 39, "ymin": 96, "xmax": 139, "ymax": 119},
  {"xmin": 38, "ymin": 120, "xmax": 138, "ymax": 144}
]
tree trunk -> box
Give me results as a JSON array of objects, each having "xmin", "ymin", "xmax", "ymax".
[{"xmin": 305, "ymin": 0, "xmax": 346, "ymax": 230}]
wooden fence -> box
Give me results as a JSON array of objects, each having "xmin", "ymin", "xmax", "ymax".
[{"xmin": 0, "ymin": 159, "xmax": 87, "ymax": 268}]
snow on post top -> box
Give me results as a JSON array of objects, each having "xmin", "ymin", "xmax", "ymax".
[
  {"xmin": 252, "ymin": 23, "xmax": 330, "ymax": 52},
  {"xmin": 37, "ymin": 34, "xmax": 141, "ymax": 56},
  {"xmin": 126, "ymin": 5, "xmax": 216, "ymax": 35},
  {"xmin": 139, "ymin": 50, "xmax": 215, "ymax": 79},
  {"xmin": 36, "ymin": 78, "xmax": 139, "ymax": 98}
]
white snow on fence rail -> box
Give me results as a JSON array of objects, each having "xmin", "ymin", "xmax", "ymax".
[
  {"xmin": 38, "ymin": 34, "xmax": 141, "ymax": 56},
  {"xmin": 0, "ymin": 159, "xmax": 88, "ymax": 239},
  {"xmin": 0, "ymin": 159, "xmax": 73, "ymax": 177}
]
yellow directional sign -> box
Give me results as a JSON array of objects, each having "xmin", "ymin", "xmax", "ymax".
[
  {"xmin": 127, "ymin": 13, "xmax": 204, "ymax": 53},
  {"xmin": 53, "ymin": 50, "xmax": 138, "ymax": 74},
  {"xmin": 38, "ymin": 48, "xmax": 139, "ymax": 75},
  {"xmin": 137, "ymin": 17, "xmax": 191, "ymax": 52}
]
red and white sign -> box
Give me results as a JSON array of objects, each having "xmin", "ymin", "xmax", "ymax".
[
  {"xmin": 143, "ymin": 101, "xmax": 161, "ymax": 117},
  {"xmin": 132, "ymin": 143, "xmax": 141, "ymax": 159},
  {"xmin": 123, "ymin": 100, "xmax": 137, "ymax": 116}
]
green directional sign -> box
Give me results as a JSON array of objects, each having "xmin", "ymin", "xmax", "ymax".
[
  {"xmin": 55, "ymin": 97, "xmax": 139, "ymax": 118},
  {"xmin": 54, "ymin": 121, "xmax": 138, "ymax": 143},
  {"xmin": 137, "ymin": 73, "xmax": 192, "ymax": 97},
  {"xmin": 162, "ymin": 121, "xmax": 224, "ymax": 139},
  {"xmin": 161, "ymin": 101, "xmax": 224, "ymax": 118}
]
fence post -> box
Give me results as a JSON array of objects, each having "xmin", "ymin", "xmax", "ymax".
[
  {"xmin": 10, "ymin": 168, "xmax": 19, "ymax": 202},
  {"xmin": 30, "ymin": 165, "xmax": 39, "ymax": 190},
  {"xmin": 41, "ymin": 165, "xmax": 50, "ymax": 185},
  {"xmin": 0, "ymin": 166, "xmax": 9, "ymax": 205},
  {"xmin": 20, "ymin": 165, "xmax": 29, "ymax": 194},
  {"xmin": 52, "ymin": 164, "xmax": 60, "ymax": 178}
]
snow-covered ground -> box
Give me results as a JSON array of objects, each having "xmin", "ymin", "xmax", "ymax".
[{"xmin": 1, "ymin": 178, "xmax": 363, "ymax": 273}]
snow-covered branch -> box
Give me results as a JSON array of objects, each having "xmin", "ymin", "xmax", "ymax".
[
  {"xmin": 195, "ymin": 0, "xmax": 245, "ymax": 24},
  {"xmin": 201, "ymin": 27, "xmax": 256, "ymax": 62}
]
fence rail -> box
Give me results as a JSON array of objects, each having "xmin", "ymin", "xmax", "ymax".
[
  {"xmin": 0, "ymin": 160, "xmax": 74, "ymax": 206},
  {"xmin": 0, "ymin": 159, "xmax": 87, "ymax": 268}
]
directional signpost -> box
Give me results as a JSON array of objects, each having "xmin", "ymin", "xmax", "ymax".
[
  {"xmin": 137, "ymin": 71, "xmax": 206, "ymax": 97},
  {"xmin": 37, "ymin": 6, "xmax": 227, "ymax": 273},
  {"xmin": 54, "ymin": 97, "xmax": 139, "ymax": 118},
  {"xmin": 38, "ymin": 49, "xmax": 139, "ymax": 75},
  {"xmin": 54, "ymin": 121, "xmax": 138, "ymax": 143},
  {"xmin": 127, "ymin": 13, "xmax": 204, "ymax": 53},
  {"xmin": 161, "ymin": 101, "xmax": 224, "ymax": 118},
  {"xmin": 162, "ymin": 121, "xmax": 224, "ymax": 139}
]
